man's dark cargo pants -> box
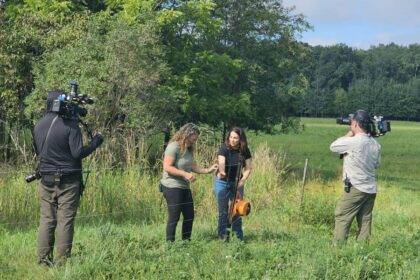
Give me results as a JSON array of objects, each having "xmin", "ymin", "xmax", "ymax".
[
  {"xmin": 334, "ymin": 187, "xmax": 376, "ymax": 244},
  {"xmin": 37, "ymin": 180, "xmax": 80, "ymax": 264}
]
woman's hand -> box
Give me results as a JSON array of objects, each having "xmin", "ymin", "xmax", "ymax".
[
  {"xmin": 207, "ymin": 164, "xmax": 218, "ymax": 174},
  {"xmin": 217, "ymin": 171, "xmax": 226, "ymax": 179},
  {"xmin": 184, "ymin": 172, "xmax": 196, "ymax": 182}
]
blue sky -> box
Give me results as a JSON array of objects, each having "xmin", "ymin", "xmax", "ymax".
[{"xmin": 283, "ymin": 0, "xmax": 420, "ymax": 49}]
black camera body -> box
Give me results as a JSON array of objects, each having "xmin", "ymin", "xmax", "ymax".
[
  {"xmin": 25, "ymin": 170, "xmax": 41, "ymax": 183},
  {"xmin": 336, "ymin": 114, "xmax": 391, "ymax": 137},
  {"xmin": 51, "ymin": 81, "xmax": 94, "ymax": 120}
]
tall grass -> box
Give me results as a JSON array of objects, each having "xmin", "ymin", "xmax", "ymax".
[{"xmin": 0, "ymin": 140, "xmax": 288, "ymax": 229}]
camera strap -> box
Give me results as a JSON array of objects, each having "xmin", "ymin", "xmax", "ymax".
[{"xmin": 39, "ymin": 115, "xmax": 59, "ymax": 163}]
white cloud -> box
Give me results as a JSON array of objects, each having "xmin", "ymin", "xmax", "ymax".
[
  {"xmin": 283, "ymin": 0, "xmax": 420, "ymax": 47},
  {"xmin": 283, "ymin": 0, "xmax": 420, "ymax": 27},
  {"xmin": 284, "ymin": 0, "xmax": 356, "ymax": 22},
  {"xmin": 374, "ymin": 31, "xmax": 420, "ymax": 45},
  {"xmin": 304, "ymin": 37, "xmax": 338, "ymax": 46},
  {"xmin": 369, "ymin": 0, "xmax": 420, "ymax": 26}
]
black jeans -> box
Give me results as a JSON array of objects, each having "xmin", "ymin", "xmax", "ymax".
[{"xmin": 163, "ymin": 186, "xmax": 194, "ymax": 241}]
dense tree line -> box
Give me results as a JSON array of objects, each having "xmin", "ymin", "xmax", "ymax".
[
  {"xmin": 0, "ymin": 1, "xmax": 419, "ymax": 163},
  {"xmin": 300, "ymin": 44, "xmax": 420, "ymax": 120}
]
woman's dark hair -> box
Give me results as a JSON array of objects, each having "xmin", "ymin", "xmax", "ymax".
[
  {"xmin": 352, "ymin": 110, "xmax": 373, "ymax": 134},
  {"xmin": 225, "ymin": 127, "xmax": 248, "ymax": 154}
]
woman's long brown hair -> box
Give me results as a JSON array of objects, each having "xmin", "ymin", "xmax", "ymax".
[
  {"xmin": 225, "ymin": 127, "xmax": 248, "ymax": 154},
  {"xmin": 170, "ymin": 123, "xmax": 200, "ymax": 153}
]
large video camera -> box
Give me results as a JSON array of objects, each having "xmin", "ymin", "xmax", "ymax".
[
  {"xmin": 336, "ymin": 114, "xmax": 391, "ymax": 137},
  {"xmin": 51, "ymin": 80, "xmax": 94, "ymax": 120}
]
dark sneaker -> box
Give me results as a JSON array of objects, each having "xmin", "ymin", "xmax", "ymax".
[
  {"xmin": 218, "ymin": 233, "xmax": 230, "ymax": 242},
  {"xmin": 38, "ymin": 258, "xmax": 54, "ymax": 267}
]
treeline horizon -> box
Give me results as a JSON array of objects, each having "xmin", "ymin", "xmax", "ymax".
[
  {"xmin": 300, "ymin": 43, "xmax": 420, "ymax": 121},
  {"xmin": 0, "ymin": 1, "xmax": 419, "ymax": 164}
]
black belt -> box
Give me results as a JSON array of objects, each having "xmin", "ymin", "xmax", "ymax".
[
  {"xmin": 40, "ymin": 171, "xmax": 82, "ymax": 181},
  {"xmin": 40, "ymin": 169, "xmax": 82, "ymax": 175}
]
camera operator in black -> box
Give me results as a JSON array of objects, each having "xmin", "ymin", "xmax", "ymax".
[{"xmin": 33, "ymin": 90, "xmax": 103, "ymax": 266}]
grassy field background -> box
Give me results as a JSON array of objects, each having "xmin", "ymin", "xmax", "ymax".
[{"xmin": 0, "ymin": 118, "xmax": 419, "ymax": 279}]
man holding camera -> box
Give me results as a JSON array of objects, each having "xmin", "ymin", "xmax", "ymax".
[
  {"xmin": 33, "ymin": 90, "xmax": 103, "ymax": 266},
  {"xmin": 330, "ymin": 110, "xmax": 381, "ymax": 244}
]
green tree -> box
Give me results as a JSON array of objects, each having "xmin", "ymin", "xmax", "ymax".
[
  {"xmin": 156, "ymin": 0, "xmax": 310, "ymax": 132},
  {"xmin": 333, "ymin": 88, "xmax": 348, "ymax": 116},
  {"xmin": 25, "ymin": 14, "xmax": 167, "ymax": 132}
]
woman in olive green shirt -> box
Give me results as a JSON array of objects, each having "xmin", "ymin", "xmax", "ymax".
[{"xmin": 161, "ymin": 123, "xmax": 217, "ymax": 241}]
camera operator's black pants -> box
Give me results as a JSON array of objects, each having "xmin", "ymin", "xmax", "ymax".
[
  {"xmin": 37, "ymin": 180, "xmax": 80, "ymax": 264},
  {"xmin": 163, "ymin": 186, "xmax": 194, "ymax": 241}
]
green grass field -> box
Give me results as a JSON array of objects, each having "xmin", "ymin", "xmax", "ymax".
[{"xmin": 0, "ymin": 118, "xmax": 419, "ymax": 279}]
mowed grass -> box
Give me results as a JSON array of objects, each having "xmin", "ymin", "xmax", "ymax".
[{"xmin": 0, "ymin": 118, "xmax": 419, "ymax": 279}]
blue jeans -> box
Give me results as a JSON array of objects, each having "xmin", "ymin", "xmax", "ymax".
[{"xmin": 214, "ymin": 177, "xmax": 244, "ymax": 240}]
